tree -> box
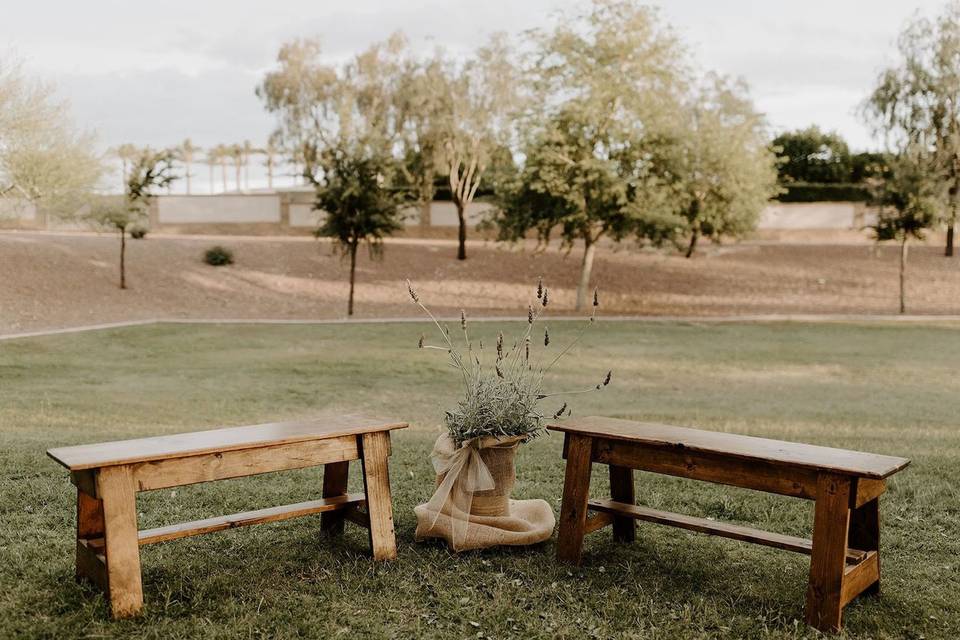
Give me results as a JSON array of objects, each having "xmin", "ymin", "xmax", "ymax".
[
  {"xmin": 311, "ymin": 145, "xmax": 407, "ymax": 316},
  {"xmin": 442, "ymin": 34, "xmax": 522, "ymax": 260},
  {"xmin": 91, "ymin": 148, "xmax": 176, "ymax": 289},
  {"xmin": 493, "ymin": 0, "xmax": 688, "ymax": 309},
  {"xmin": 869, "ymin": 151, "xmax": 940, "ymax": 313},
  {"xmin": 176, "ymin": 139, "xmax": 199, "ymax": 194},
  {"xmin": 1, "ymin": 57, "xmax": 102, "ymax": 218},
  {"xmin": 673, "ymin": 75, "xmax": 780, "ymax": 258},
  {"xmin": 864, "ymin": 2, "xmax": 960, "ymax": 257},
  {"xmin": 771, "ymin": 126, "xmax": 852, "ymax": 184}
]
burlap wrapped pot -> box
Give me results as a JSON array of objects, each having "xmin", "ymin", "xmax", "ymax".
[{"xmin": 414, "ymin": 433, "xmax": 555, "ymax": 552}]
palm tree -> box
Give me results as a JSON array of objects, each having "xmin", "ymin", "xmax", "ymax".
[
  {"xmin": 264, "ymin": 136, "xmax": 280, "ymax": 190},
  {"xmin": 177, "ymin": 139, "xmax": 199, "ymax": 194},
  {"xmin": 242, "ymin": 140, "xmax": 255, "ymax": 190},
  {"xmin": 228, "ymin": 144, "xmax": 244, "ymax": 192},
  {"xmin": 205, "ymin": 147, "xmax": 218, "ymax": 194}
]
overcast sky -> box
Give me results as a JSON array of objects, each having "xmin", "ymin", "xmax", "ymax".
[{"xmin": 2, "ymin": 0, "xmax": 949, "ymax": 177}]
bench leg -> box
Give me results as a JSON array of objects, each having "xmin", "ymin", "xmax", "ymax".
[
  {"xmin": 849, "ymin": 498, "xmax": 880, "ymax": 596},
  {"xmin": 609, "ymin": 465, "xmax": 636, "ymax": 543},
  {"xmin": 97, "ymin": 465, "xmax": 144, "ymax": 619},
  {"xmin": 360, "ymin": 432, "xmax": 397, "ymax": 561},
  {"xmin": 805, "ymin": 472, "xmax": 852, "ymax": 633},
  {"xmin": 321, "ymin": 461, "xmax": 350, "ymax": 535},
  {"xmin": 557, "ymin": 434, "xmax": 593, "ymax": 565},
  {"xmin": 76, "ymin": 488, "xmax": 107, "ymax": 591}
]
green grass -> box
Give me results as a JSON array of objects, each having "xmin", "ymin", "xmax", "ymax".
[{"xmin": 1, "ymin": 320, "xmax": 958, "ymax": 639}]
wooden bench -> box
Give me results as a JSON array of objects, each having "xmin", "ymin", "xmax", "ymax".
[
  {"xmin": 549, "ymin": 416, "xmax": 910, "ymax": 633},
  {"xmin": 47, "ymin": 414, "xmax": 407, "ymax": 619}
]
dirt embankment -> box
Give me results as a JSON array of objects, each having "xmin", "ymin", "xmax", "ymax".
[{"xmin": 1, "ymin": 231, "xmax": 959, "ymax": 334}]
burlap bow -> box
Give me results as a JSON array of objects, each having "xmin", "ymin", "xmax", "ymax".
[{"xmin": 424, "ymin": 434, "xmax": 519, "ymax": 548}]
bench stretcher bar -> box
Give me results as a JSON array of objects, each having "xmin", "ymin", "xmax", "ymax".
[
  {"xmin": 83, "ymin": 493, "xmax": 368, "ymax": 550},
  {"xmin": 587, "ymin": 499, "xmax": 869, "ymax": 565}
]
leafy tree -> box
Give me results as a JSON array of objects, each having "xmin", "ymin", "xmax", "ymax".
[
  {"xmin": 310, "ymin": 144, "xmax": 408, "ymax": 316},
  {"xmin": 869, "ymin": 151, "xmax": 941, "ymax": 313},
  {"xmin": 493, "ymin": 0, "xmax": 688, "ymax": 309},
  {"xmin": 864, "ymin": 1, "xmax": 960, "ymax": 256},
  {"xmin": 771, "ymin": 126, "xmax": 852, "ymax": 184},
  {"xmin": 1, "ymin": 56, "xmax": 102, "ymax": 219},
  {"xmin": 92, "ymin": 148, "xmax": 176, "ymax": 289},
  {"xmin": 672, "ymin": 75, "xmax": 780, "ymax": 257}
]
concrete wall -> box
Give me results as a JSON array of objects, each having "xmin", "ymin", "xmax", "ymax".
[
  {"xmin": 157, "ymin": 195, "xmax": 281, "ymax": 224},
  {"xmin": 147, "ymin": 193, "xmax": 874, "ymax": 236},
  {"xmin": 758, "ymin": 202, "xmax": 869, "ymax": 230}
]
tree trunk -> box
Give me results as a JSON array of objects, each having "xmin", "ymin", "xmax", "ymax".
[
  {"xmin": 456, "ymin": 201, "xmax": 467, "ymax": 260},
  {"xmin": 685, "ymin": 229, "xmax": 699, "ymax": 258},
  {"xmin": 347, "ymin": 241, "xmax": 358, "ymax": 317},
  {"xmin": 221, "ymin": 163, "xmax": 227, "ymax": 192},
  {"xmin": 947, "ymin": 171, "xmax": 959, "ymax": 257},
  {"xmin": 185, "ymin": 161, "xmax": 192, "ymax": 194},
  {"xmin": 119, "ymin": 229, "xmax": 127, "ymax": 290},
  {"xmin": 209, "ymin": 165, "xmax": 214, "ymax": 194},
  {"xmin": 575, "ymin": 236, "xmax": 597, "ymax": 312},
  {"xmin": 267, "ymin": 155, "xmax": 274, "ymax": 190},
  {"xmin": 946, "ymin": 223, "xmax": 955, "ymax": 258},
  {"xmin": 899, "ymin": 236, "xmax": 908, "ymax": 314}
]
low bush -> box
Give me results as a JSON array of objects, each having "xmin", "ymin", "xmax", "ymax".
[
  {"xmin": 203, "ymin": 245, "xmax": 234, "ymax": 266},
  {"xmin": 129, "ymin": 226, "xmax": 148, "ymax": 239}
]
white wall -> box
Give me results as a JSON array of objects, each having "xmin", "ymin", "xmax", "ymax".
[
  {"xmin": 758, "ymin": 202, "xmax": 860, "ymax": 230},
  {"xmin": 428, "ymin": 201, "xmax": 494, "ymax": 227},
  {"xmin": 289, "ymin": 203, "xmax": 325, "ymax": 227},
  {"xmin": 157, "ymin": 195, "xmax": 280, "ymax": 224}
]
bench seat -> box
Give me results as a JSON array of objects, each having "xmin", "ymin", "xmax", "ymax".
[
  {"xmin": 48, "ymin": 414, "xmax": 406, "ymax": 619},
  {"xmin": 549, "ymin": 416, "xmax": 910, "ymax": 634}
]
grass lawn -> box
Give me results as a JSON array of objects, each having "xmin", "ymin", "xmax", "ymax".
[{"xmin": 1, "ymin": 320, "xmax": 958, "ymax": 639}]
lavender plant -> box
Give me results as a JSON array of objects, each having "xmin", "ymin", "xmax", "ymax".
[{"xmin": 407, "ymin": 278, "xmax": 611, "ymax": 446}]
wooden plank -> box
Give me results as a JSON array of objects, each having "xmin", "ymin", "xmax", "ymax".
[
  {"xmin": 321, "ymin": 460, "xmax": 351, "ymax": 534},
  {"xmin": 76, "ymin": 539, "xmax": 108, "ymax": 592},
  {"xmin": 848, "ymin": 498, "xmax": 880, "ymax": 596},
  {"xmin": 76, "ymin": 488, "xmax": 105, "ymax": 587},
  {"xmin": 548, "ymin": 417, "xmax": 910, "ymax": 479},
  {"xmin": 71, "ymin": 470, "xmax": 98, "ymax": 499},
  {"xmin": 608, "ymin": 465, "xmax": 636, "ymax": 542},
  {"xmin": 584, "ymin": 511, "xmax": 614, "ymax": 534},
  {"xmin": 344, "ymin": 508, "xmax": 371, "ymax": 529},
  {"xmin": 97, "ymin": 465, "xmax": 144, "ymax": 619},
  {"xmin": 130, "ymin": 436, "xmax": 359, "ymax": 492},
  {"xmin": 588, "ymin": 499, "xmax": 866, "ymax": 564},
  {"xmin": 591, "ymin": 437, "xmax": 819, "ymax": 500},
  {"xmin": 841, "ymin": 551, "xmax": 880, "ymax": 607},
  {"xmin": 47, "ymin": 414, "xmax": 408, "ymax": 471},
  {"xmin": 556, "ymin": 433, "xmax": 594, "ymax": 565},
  {"xmin": 852, "ymin": 478, "xmax": 886, "ymax": 509},
  {"xmin": 805, "ymin": 473, "xmax": 853, "ymax": 633},
  {"xmin": 360, "ymin": 431, "xmax": 397, "ymax": 561},
  {"xmin": 139, "ymin": 494, "xmax": 366, "ymax": 545}
]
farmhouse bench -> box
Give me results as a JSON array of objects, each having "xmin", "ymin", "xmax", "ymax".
[
  {"xmin": 550, "ymin": 416, "xmax": 910, "ymax": 633},
  {"xmin": 47, "ymin": 414, "xmax": 407, "ymax": 619}
]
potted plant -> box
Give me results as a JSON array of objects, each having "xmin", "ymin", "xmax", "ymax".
[{"xmin": 408, "ymin": 278, "xmax": 611, "ymax": 551}]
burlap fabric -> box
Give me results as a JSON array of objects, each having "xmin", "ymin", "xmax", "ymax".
[{"xmin": 414, "ymin": 433, "xmax": 555, "ymax": 551}]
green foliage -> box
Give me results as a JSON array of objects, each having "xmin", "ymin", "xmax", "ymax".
[
  {"xmin": 772, "ymin": 126, "xmax": 852, "ymax": 184},
  {"xmin": 870, "ymin": 153, "xmax": 941, "ymax": 242},
  {"xmin": 408, "ymin": 279, "xmax": 607, "ymax": 446},
  {"xmin": 864, "ymin": 1, "xmax": 960, "ymax": 242},
  {"xmin": 128, "ymin": 226, "xmax": 147, "ymax": 240},
  {"xmin": 313, "ymin": 146, "xmax": 408, "ymax": 256},
  {"xmin": 669, "ymin": 74, "xmax": 781, "ymax": 251},
  {"xmin": 0, "ymin": 57, "xmax": 103, "ymax": 214},
  {"xmin": 203, "ymin": 245, "xmax": 234, "ymax": 266},
  {"xmin": 776, "ymin": 182, "xmax": 872, "ymax": 203}
]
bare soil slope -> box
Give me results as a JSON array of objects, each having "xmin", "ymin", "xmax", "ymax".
[{"xmin": 2, "ymin": 232, "xmax": 959, "ymax": 333}]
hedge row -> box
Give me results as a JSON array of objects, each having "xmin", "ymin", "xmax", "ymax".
[{"xmin": 775, "ymin": 182, "xmax": 871, "ymax": 203}]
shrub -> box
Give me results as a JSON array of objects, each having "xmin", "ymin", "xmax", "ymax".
[
  {"xmin": 129, "ymin": 226, "xmax": 148, "ymax": 239},
  {"xmin": 203, "ymin": 245, "xmax": 234, "ymax": 266},
  {"xmin": 775, "ymin": 182, "xmax": 870, "ymax": 203}
]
